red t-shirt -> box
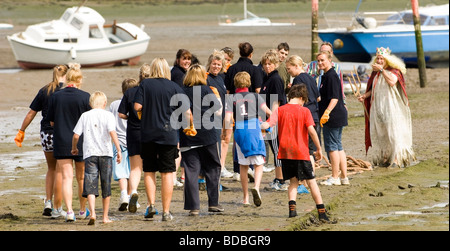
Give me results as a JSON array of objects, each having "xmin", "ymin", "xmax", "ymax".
[{"xmin": 267, "ymin": 104, "xmax": 315, "ymax": 160}]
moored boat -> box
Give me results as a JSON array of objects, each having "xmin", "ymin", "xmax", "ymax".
[
  {"xmin": 7, "ymin": 5, "xmax": 150, "ymax": 69},
  {"xmin": 318, "ymin": 4, "xmax": 449, "ymax": 68}
]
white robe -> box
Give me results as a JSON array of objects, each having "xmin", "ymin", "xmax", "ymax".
[{"xmin": 369, "ymin": 71, "xmax": 415, "ymax": 167}]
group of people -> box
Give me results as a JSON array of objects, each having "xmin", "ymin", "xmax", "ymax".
[{"xmin": 14, "ymin": 40, "xmax": 415, "ymax": 224}]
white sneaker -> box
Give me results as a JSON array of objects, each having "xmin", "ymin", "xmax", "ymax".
[
  {"xmin": 340, "ymin": 177, "xmax": 350, "ymax": 185},
  {"xmin": 119, "ymin": 193, "xmax": 129, "ymax": 211},
  {"xmin": 320, "ymin": 177, "xmax": 341, "ymax": 186},
  {"xmin": 233, "ymin": 172, "xmax": 241, "ymax": 181},
  {"xmin": 248, "ymin": 168, "xmax": 255, "ymax": 182},
  {"xmin": 263, "ymin": 166, "xmax": 275, "ymax": 173},
  {"xmin": 128, "ymin": 193, "xmax": 139, "ymax": 213},
  {"xmin": 173, "ymin": 178, "xmax": 184, "ymax": 187},
  {"xmin": 43, "ymin": 200, "xmax": 52, "ymax": 216},
  {"xmin": 221, "ymin": 168, "xmax": 234, "ymax": 178},
  {"xmin": 51, "ymin": 207, "xmax": 66, "ymax": 219}
]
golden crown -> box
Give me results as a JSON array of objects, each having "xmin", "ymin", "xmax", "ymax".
[{"xmin": 376, "ymin": 47, "xmax": 391, "ymax": 56}]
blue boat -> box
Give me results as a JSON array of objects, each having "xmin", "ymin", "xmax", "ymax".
[{"xmin": 318, "ymin": 3, "xmax": 449, "ymax": 68}]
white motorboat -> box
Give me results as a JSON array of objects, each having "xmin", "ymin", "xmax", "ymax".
[
  {"xmin": 7, "ymin": 5, "xmax": 150, "ymax": 69},
  {"xmin": 0, "ymin": 23, "xmax": 13, "ymax": 30},
  {"xmin": 219, "ymin": 0, "xmax": 295, "ymax": 27}
]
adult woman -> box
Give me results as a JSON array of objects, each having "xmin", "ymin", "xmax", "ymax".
[
  {"xmin": 134, "ymin": 58, "xmax": 192, "ymax": 221},
  {"xmin": 181, "ymin": 64, "xmax": 223, "ymax": 216},
  {"xmin": 260, "ymin": 50, "xmax": 287, "ymax": 190},
  {"xmin": 47, "ymin": 63, "xmax": 91, "ymax": 221},
  {"xmin": 206, "ymin": 50, "xmax": 232, "ymax": 178},
  {"xmin": 358, "ymin": 47, "xmax": 415, "ymax": 167},
  {"xmin": 118, "ymin": 64, "xmax": 150, "ymax": 213},
  {"xmin": 15, "ymin": 64, "xmax": 67, "ymax": 217},
  {"xmin": 316, "ymin": 51, "xmax": 349, "ymax": 186},
  {"xmin": 286, "ymin": 55, "xmax": 320, "ymax": 156},
  {"xmin": 171, "ymin": 49, "xmax": 192, "ymax": 87}
]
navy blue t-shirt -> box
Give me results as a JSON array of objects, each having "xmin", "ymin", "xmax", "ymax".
[
  {"xmin": 134, "ymin": 78, "xmax": 189, "ymax": 146},
  {"xmin": 29, "ymin": 82, "xmax": 63, "ymax": 132},
  {"xmin": 224, "ymin": 57, "xmax": 263, "ymax": 94},
  {"xmin": 319, "ymin": 67, "xmax": 348, "ymax": 128},
  {"xmin": 292, "ymin": 73, "xmax": 320, "ymax": 122},
  {"xmin": 171, "ymin": 65, "xmax": 186, "ymax": 88},
  {"xmin": 259, "ymin": 70, "xmax": 286, "ymax": 111},
  {"xmin": 47, "ymin": 87, "xmax": 91, "ymax": 158},
  {"xmin": 118, "ymin": 86, "xmax": 141, "ymax": 132}
]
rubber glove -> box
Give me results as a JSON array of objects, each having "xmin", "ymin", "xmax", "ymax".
[
  {"xmin": 137, "ymin": 110, "xmax": 142, "ymax": 120},
  {"xmin": 183, "ymin": 114, "xmax": 197, "ymax": 137},
  {"xmin": 209, "ymin": 86, "xmax": 221, "ymax": 99},
  {"xmin": 320, "ymin": 109, "xmax": 331, "ymax": 127},
  {"xmin": 15, "ymin": 129, "xmax": 25, "ymax": 147}
]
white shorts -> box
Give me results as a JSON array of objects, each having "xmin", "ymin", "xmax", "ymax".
[{"xmin": 235, "ymin": 143, "xmax": 265, "ymax": 166}]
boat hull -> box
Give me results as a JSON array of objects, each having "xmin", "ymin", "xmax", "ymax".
[
  {"xmin": 319, "ymin": 27, "xmax": 449, "ymax": 67},
  {"xmin": 7, "ymin": 35, "xmax": 149, "ymax": 69}
]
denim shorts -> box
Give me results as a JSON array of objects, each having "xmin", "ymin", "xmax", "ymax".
[
  {"xmin": 82, "ymin": 156, "xmax": 112, "ymax": 198},
  {"xmin": 322, "ymin": 125, "xmax": 344, "ymax": 152}
]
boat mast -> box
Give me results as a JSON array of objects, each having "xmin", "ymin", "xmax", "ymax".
[
  {"xmin": 76, "ymin": 0, "xmax": 88, "ymax": 13},
  {"xmin": 244, "ymin": 0, "xmax": 247, "ymax": 19}
]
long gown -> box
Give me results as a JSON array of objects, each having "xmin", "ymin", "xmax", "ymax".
[{"xmin": 368, "ymin": 70, "xmax": 415, "ymax": 167}]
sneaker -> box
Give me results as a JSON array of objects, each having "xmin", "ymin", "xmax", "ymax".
[
  {"xmin": 43, "ymin": 200, "xmax": 52, "ymax": 216},
  {"xmin": 174, "ymin": 179, "xmax": 184, "ymax": 187},
  {"xmin": 289, "ymin": 202, "xmax": 297, "ymax": 218},
  {"xmin": 78, "ymin": 209, "xmax": 90, "ymax": 219},
  {"xmin": 189, "ymin": 209, "xmax": 200, "ymax": 216},
  {"xmin": 278, "ymin": 182, "xmax": 289, "ymax": 191},
  {"xmin": 318, "ymin": 208, "xmax": 331, "ymax": 223},
  {"xmin": 251, "ymin": 188, "xmax": 262, "ymax": 207},
  {"xmin": 208, "ymin": 205, "xmax": 224, "ymax": 213},
  {"xmin": 129, "ymin": 193, "xmax": 139, "ymax": 213},
  {"xmin": 118, "ymin": 193, "xmax": 129, "ymax": 211},
  {"xmin": 51, "ymin": 207, "xmax": 67, "ymax": 219},
  {"xmin": 263, "ymin": 165, "xmax": 275, "ymax": 173},
  {"xmin": 320, "ymin": 177, "xmax": 341, "ymax": 186},
  {"xmin": 162, "ymin": 212, "xmax": 173, "ymax": 221},
  {"xmin": 233, "ymin": 172, "xmax": 241, "ymax": 181},
  {"xmin": 297, "ymin": 184, "xmax": 310, "ymax": 194},
  {"xmin": 269, "ymin": 179, "xmax": 280, "ymax": 190},
  {"xmin": 221, "ymin": 168, "xmax": 234, "ymax": 178},
  {"xmin": 144, "ymin": 204, "xmax": 158, "ymax": 219},
  {"xmin": 340, "ymin": 177, "xmax": 350, "ymax": 185},
  {"xmin": 65, "ymin": 211, "xmax": 76, "ymax": 222}
]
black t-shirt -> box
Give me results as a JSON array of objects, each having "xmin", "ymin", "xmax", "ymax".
[
  {"xmin": 171, "ymin": 65, "xmax": 186, "ymax": 88},
  {"xmin": 207, "ymin": 74, "xmax": 227, "ymax": 120},
  {"xmin": 292, "ymin": 73, "xmax": 320, "ymax": 122},
  {"xmin": 259, "ymin": 70, "xmax": 287, "ymax": 111},
  {"xmin": 134, "ymin": 78, "xmax": 189, "ymax": 146},
  {"xmin": 224, "ymin": 57, "xmax": 263, "ymax": 94},
  {"xmin": 29, "ymin": 82, "xmax": 63, "ymax": 132},
  {"xmin": 319, "ymin": 67, "xmax": 348, "ymax": 128},
  {"xmin": 47, "ymin": 87, "xmax": 91, "ymax": 157},
  {"xmin": 118, "ymin": 86, "xmax": 141, "ymax": 132},
  {"xmin": 179, "ymin": 85, "xmax": 221, "ymax": 147}
]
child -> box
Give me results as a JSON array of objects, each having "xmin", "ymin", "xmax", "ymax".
[
  {"xmin": 261, "ymin": 84, "xmax": 330, "ymax": 221},
  {"xmin": 224, "ymin": 72, "xmax": 271, "ymax": 207},
  {"xmin": 109, "ymin": 78, "xmax": 138, "ymax": 211},
  {"xmin": 72, "ymin": 91, "xmax": 122, "ymax": 225}
]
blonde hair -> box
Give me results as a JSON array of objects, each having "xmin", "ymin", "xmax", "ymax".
[
  {"xmin": 89, "ymin": 91, "xmax": 107, "ymax": 109},
  {"xmin": 149, "ymin": 58, "xmax": 171, "ymax": 80},
  {"xmin": 286, "ymin": 55, "xmax": 307, "ymax": 68},
  {"xmin": 183, "ymin": 64, "xmax": 207, "ymax": 87},
  {"xmin": 316, "ymin": 50, "xmax": 332, "ymax": 60},
  {"xmin": 139, "ymin": 63, "xmax": 151, "ymax": 83},
  {"xmin": 66, "ymin": 63, "xmax": 82, "ymax": 86},
  {"xmin": 121, "ymin": 78, "xmax": 138, "ymax": 94},
  {"xmin": 234, "ymin": 71, "xmax": 251, "ymax": 89},
  {"xmin": 47, "ymin": 64, "xmax": 68, "ymax": 95},
  {"xmin": 206, "ymin": 50, "xmax": 226, "ymax": 73},
  {"xmin": 261, "ymin": 49, "xmax": 280, "ymax": 66},
  {"xmin": 372, "ymin": 54, "xmax": 407, "ymax": 74}
]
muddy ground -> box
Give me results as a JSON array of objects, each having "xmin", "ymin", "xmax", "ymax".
[{"xmin": 0, "ymin": 3, "xmax": 448, "ymax": 233}]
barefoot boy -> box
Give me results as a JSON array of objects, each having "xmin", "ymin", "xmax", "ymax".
[
  {"xmin": 261, "ymin": 84, "xmax": 329, "ymax": 221},
  {"xmin": 72, "ymin": 91, "xmax": 122, "ymax": 225}
]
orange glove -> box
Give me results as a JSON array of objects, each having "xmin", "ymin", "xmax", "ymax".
[
  {"xmin": 137, "ymin": 110, "xmax": 142, "ymax": 120},
  {"xmin": 320, "ymin": 109, "xmax": 331, "ymax": 127},
  {"xmin": 15, "ymin": 129, "xmax": 25, "ymax": 147},
  {"xmin": 183, "ymin": 114, "xmax": 197, "ymax": 137},
  {"xmin": 209, "ymin": 86, "xmax": 220, "ymax": 99}
]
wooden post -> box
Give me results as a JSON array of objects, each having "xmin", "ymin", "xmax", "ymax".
[
  {"xmin": 311, "ymin": 0, "xmax": 319, "ymax": 61},
  {"xmin": 411, "ymin": 0, "xmax": 427, "ymax": 88}
]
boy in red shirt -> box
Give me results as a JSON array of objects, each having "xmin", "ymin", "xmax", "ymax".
[{"xmin": 261, "ymin": 84, "xmax": 330, "ymax": 221}]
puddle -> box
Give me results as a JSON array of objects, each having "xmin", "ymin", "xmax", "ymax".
[{"xmin": 0, "ymin": 150, "xmax": 45, "ymax": 173}]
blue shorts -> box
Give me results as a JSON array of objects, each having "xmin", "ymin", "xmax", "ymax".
[
  {"xmin": 322, "ymin": 125, "xmax": 344, "ymax": 152},
  {"xmin": 113, "ymin": 145, "xmax": 130, "ymax": 181}
]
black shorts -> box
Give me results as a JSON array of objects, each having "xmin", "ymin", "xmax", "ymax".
[
  {"xmin": 54, "ymin": 155, "xmax": 84, "ymax": 162},
  {"xmin": 280, "ymin": 159, "xmax": 315, "ymax": 181},
  {"xmin": 141, "ymin": 142, "xmax": 178, "ymax": 173},
  {"xmin": 127, "ymin": 129, "xmax": 141, "ymax": 156}
]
